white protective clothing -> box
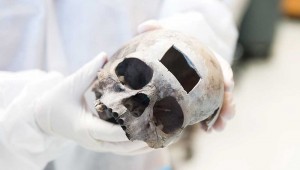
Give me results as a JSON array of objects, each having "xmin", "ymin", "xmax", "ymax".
[{"xmin": 0, "ymin": 0, "xmax": 238, "ymax": 170}]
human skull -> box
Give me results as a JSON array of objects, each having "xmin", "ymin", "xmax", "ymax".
[{"xmin": 92, "ymin": 30, "xmax": 224, "ymax": 148}]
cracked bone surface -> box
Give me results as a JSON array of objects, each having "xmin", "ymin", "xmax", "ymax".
[{"xmin": 92, "ymin": 30, "xmax": 224, "ymax": 148}]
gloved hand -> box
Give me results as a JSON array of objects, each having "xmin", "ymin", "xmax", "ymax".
[
  {"xmin": 138, "ymin": 19, "xmax": 236, "ymax": 131},
  {"xmin": 210, "ymin": 52, "xmax": 235, "ymax": 131},
  {"xmin": 35, "ymin": 52, "xmax": 152, "ymax": 155}
]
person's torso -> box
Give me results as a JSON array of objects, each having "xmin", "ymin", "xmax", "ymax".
[{"xmin": 0, "ymin": 0, "xmax": 162, "ymax": 74}]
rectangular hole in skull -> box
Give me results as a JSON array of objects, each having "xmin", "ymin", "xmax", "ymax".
[{"xmin": 160, "ymin": 46, "xmax": 200, "ymax": 93}]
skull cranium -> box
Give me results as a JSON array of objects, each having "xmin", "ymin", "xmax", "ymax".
[{"xmin": 93, "ymin": 30, "xmax": 224, "ymax": 148}]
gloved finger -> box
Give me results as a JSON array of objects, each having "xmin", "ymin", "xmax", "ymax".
[
  {"xmin": 224, "ymin": 76, "xmax": 234, "ymax": 93},
  {"xmin": 137, "ymin": 20, "xmax": 162, "ymax": 34},
  {"xmin": 85, "ymin": 113, "xmax": 129, "ymax": 142},
  {"xmin": 213, "ymin": 51, "xmax": 234, "ymax": 92},
  {"xmin": 212, "ymin": 116, "xmax": 226, "ymax": 131},
  {"xmin": 66, "ymin": 52, "xmax": 108, "ymax": 97},
  {"xmin": 94, "ymin": 140, "xmax": 149, "ymax": 154},
  {"xmin": 115, "ymin": 146, "xmax": 154, "ymax": 156},
  {"xmin": 220, "ymin": 92, "xmax": 236, "ymax": 120}
]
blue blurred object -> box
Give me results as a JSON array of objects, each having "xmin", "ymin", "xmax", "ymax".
[{"xmin": 160, "ymin": 166, "xmax": 172, "ymax": 170}]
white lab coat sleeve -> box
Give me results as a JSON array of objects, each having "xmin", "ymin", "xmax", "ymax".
[
  {"xmin": 0, "ymin": 70, "xmax": 69, "ymax": 170},
  {"xmin": 157, "ymin": 0, "xmax": 238, "ymax": 64}
]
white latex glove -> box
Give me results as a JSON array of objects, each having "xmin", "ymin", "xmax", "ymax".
[
  {"xmin": 138, "ymin": 20, "xmax": 236, "ymax": 131},
  {"xmin": 211, "ymin": 52, "xmax": 235, "ymax": 131},
  {"xmin": 35, "ymin": 52, "xmax": 152, "ymax": 155}
]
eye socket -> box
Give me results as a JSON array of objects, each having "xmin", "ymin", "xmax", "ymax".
[
  {"xmin": 160, "ymin": 46, "xmax": 200, "ymax": 93},
  {"xmin": 115, "ymin": 58, "xmax": 153, "ymax": 90},
  {"xmin": 153, "ymin": 96, "xmax": 184, "ymax": 134}
]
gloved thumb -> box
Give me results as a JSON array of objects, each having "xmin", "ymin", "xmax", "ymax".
[
  {"xmin": 65, "ymin": 52, "xmax": 108, "ymax": 97},
  {"xmin": 137, "ymin": 20, "xmax": 162, "ymax": 34}
]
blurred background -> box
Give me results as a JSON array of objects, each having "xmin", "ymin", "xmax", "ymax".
[{"xmin": 170, "ymin": 0, "xmax": 300, "ymax": 169}]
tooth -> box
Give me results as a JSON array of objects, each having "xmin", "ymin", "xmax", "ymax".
[
  {"xmin": 95, "ymin": 104, "xmax": 107, "ymax": 112},
  {"xmin": 119, "ymin": 76, "xmax": 125, "ymax": 84},
  {"xmin": 94, "ymin": 99, "xmax": 101, "ymax": 107}
]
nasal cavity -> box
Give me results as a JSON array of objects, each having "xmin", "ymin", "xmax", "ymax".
[
  {"xmin": 160, "ymin": 46, "xmax": 200, "ymax": 93},
  {"xmin": 123, "ymin": 93, "xmax": 150, "ymax": 117},
  {"xmin": 153, "ymin": 96, "xmax": 184, "ymax": 134},
  {"xmin": 115, "ymin": 58, "xmax": 153, "ymax": 90}
]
